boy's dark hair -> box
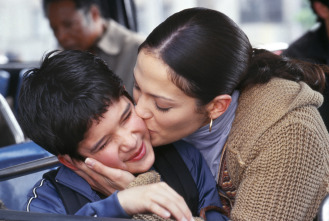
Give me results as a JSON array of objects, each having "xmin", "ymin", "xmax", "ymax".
[{"xmin": 18, "ymin": 50, "xmax": 131, "ymax": 160}]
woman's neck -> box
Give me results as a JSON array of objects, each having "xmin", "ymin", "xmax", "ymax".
[{"xmin": 182, "ymin": 90, "xmax": 239, "ymax": 179}]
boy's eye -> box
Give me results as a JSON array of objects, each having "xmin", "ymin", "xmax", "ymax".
[
  {"xmin": 98, "ymin": 140, "xmax": 109, "ymax": 151},
  {"xmin": 99, "ymin": 143, "xmax": 106, "ymax": 150}
]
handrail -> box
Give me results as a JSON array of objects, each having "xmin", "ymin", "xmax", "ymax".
[
  {"xmin": 0, "ymin": 209, "xmax": 135, "ymax": 221},
  {"xmin": 0, "ymin": 94, "xmax": 25, "ymax": 144},
  {"xmin": 0, "ymin": 156, "xmax": 60, "ymax": 181},
  {"xmin": 123, "ymin": 0, "xmax": 137, "ymax": 31}
]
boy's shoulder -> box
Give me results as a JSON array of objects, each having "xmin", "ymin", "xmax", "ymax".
[
  {"xmin": 173, "ymin": 140, "xmax": 203, "ymax": 162},
  {"xmin": 46, "ymin": 166, "xmax": 99, "ymax": 202},
  {"xmin": 25, "ymin": 174, "xmax": 66, "ymax": 213},
  {"xmin": 25, "ymin": 166, "xmax": 98, "ymax": 214}
]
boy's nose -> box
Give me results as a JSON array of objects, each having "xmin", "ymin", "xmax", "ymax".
[{"xmin": 120, "ymin": 132, "xmax": 138, "ymax": 152}]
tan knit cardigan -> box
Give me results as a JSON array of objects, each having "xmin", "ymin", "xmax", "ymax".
[{"xmin": 224, "ymin": 78, "xmax": 329, "ymax": 221}]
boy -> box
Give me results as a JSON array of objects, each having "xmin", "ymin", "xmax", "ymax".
[{"xmin": 18, "ymin": 50, "xmax": 227, "ymax": 221}]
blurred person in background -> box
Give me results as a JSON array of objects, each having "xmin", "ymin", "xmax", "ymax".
[
  {"xmin": 283, "ymin": 0, "xmax": 329, "ymax": 130},
  {"xmin": 43, "ymin": 0, "xmax": 144, "ymax": 95}
]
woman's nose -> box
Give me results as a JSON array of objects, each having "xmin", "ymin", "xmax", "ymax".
[{"xmin": 135, "ymin": 97, "xmax": 153, "ymax": 119}]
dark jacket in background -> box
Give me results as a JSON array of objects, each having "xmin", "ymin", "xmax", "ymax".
[{"xmin": 282, "ymin": 24, "xmax": 329, "ymax": 130}]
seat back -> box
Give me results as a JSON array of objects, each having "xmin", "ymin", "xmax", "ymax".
[
  {"xmin": 0, "ymin": 70, "xmax": 10, "ymax": 97},
  {"xmin": 0, "ymin": 141, "xmax": 59, "ymax": 211},
  {"xmin": 14, "ymin": 68, "xmax": 28, "ymax": 114}
]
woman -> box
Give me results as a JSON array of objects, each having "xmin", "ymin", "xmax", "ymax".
[{"xmin": 79, "ymin": 7, "xmax": 329, "ymax": 221}]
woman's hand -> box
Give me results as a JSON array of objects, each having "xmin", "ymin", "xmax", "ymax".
[
  {"xmin": 118, "ymin": 182, "xmax": 193, "ymax": 221},
  {"xmin": 74, "ymin": 158, "xmax": 135, "ymax": 196}
]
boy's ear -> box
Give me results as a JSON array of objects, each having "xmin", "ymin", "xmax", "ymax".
[
  {"xmin": 206, "ymin": 94, "xmax": 232, "ymax": 120},
  {"xmin": 58, "ymin": 154, "xmax": 78, "ymax": 171}
]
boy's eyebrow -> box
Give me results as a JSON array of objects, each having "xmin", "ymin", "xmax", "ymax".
[
  {"xmin": 90, "ymin": 137, "xmax": 106, "ymax": 153},
  {"xmin": 90, "ymin": 102, "xmax": 131, "ymax": 153}
]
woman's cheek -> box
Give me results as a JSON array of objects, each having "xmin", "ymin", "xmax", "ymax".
[
  {"xmin": 158, "ymin": 113, "xmax": 179, "ymax": 127},
  {"xmin": 133, "ymin": 89, "xmax": 140, "ymax": 102}
]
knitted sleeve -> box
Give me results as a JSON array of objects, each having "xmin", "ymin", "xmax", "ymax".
[{"xmin": 229, "ymin": 122, "xmax": 329, "ymax": 221}]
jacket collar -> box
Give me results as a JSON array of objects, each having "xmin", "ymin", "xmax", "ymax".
[{"xmin": 97, "ymin": 19, "xmax": 126, "ymax": 55}]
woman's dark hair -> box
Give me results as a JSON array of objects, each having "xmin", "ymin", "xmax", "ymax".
[
  {"xmin": 139, "ymin": 7, "xmax": 327, "ymax": 106},
  {"xmin": 241, "ymin": 49, "xmax": 326, "ymax": 93},
  {"xmin": 18, "ymin": 50, "xmax": 131, "ymax": 160}
]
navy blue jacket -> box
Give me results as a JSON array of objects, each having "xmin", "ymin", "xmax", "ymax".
[{"xmin": 24, "ymin": 140, "xmax": 228, "ymax": 220}]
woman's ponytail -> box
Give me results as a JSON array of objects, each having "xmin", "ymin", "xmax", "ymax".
[{"xmin": 239, "ymin": 48, "xmax": 327, "ymax": 93}]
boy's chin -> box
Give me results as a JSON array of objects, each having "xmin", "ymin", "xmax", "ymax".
[{"xmin": 132, "ymin": 159, "xmax": 155, "ymax": 175}]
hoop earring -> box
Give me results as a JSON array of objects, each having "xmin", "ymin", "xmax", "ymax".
[{"xmin": 209, "ymin": 119, "xmax": 213, "ymax": 132}]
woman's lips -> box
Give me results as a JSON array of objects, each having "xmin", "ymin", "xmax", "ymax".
[
  {"xmin": 148, "ymin": 129, "xmax": 156, "ymax": 136},
  {"xmin": 129, "ymin": 142, "xmax": 146, "ymax": 161}
]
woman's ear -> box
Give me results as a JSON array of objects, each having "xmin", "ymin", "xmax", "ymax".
[
  {"xmin": 206, "ymin": 94, "xmax": 232, "ymax": 119},
  {"xmin": 58, "ymin": 154, "xmax": 78, "ymax": 171}
]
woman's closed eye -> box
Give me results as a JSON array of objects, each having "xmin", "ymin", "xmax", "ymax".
[
  {"xmin": 155, "ymin": 102, "xmax": 171, "ymax": 112},
  {"xmin": 133, "ymin": 82, "xmax": 140, "ymax": 91}
]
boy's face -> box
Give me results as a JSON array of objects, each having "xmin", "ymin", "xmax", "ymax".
[{"xmin": 77, "ymin": 96, "xmax": 154, "ymax": 174}]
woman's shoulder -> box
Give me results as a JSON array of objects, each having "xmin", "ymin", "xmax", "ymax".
[
  {"xmin": 227, "ymin": 78, "xmax": 329, "ymax": 172},
  {"xmin": 233, "ymin": 78, "xmax": 323, "ymax": 137},
  {"xmin": 241, "ymin": 78, "xmax": 322, "ymax": 103}
]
